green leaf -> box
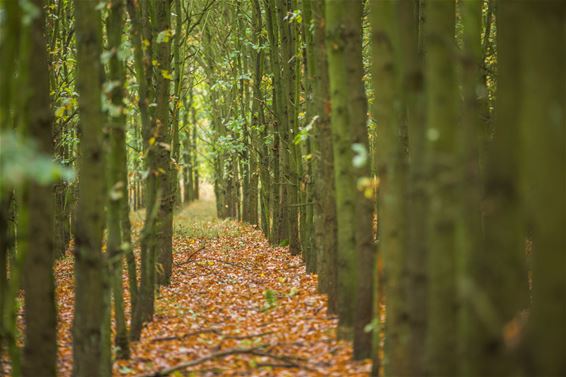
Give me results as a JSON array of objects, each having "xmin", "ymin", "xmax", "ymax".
[
  {"xmin": 352, "ymin": 143, "xmax": 368, "ymax": 168},
  {"xmin": 156, "ymin": 29, "xmax": 174, "ymax": 43},
  {"xmin": 100, "ymin": 50, "xmax": 114, "ymax": 65},
  {"xmin": 20, "ymin": 0, "xmax": 40, "ymax": 25}
]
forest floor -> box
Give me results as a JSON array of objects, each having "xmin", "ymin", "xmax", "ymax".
[{"xmin": 33, "ymin": 197, "xmax": 371, "ymax": 376}]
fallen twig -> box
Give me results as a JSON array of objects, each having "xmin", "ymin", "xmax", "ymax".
[
  {"xmin": 175, "ymin": 243, "xmax": 206, "ymax": 267},
  {"xmin": 136, "ymin": 345, "xmax": 267, "ymax": 377},
  {"xmin": 152, "ymin": 329, "xmax": 274, "ymax": 343}
]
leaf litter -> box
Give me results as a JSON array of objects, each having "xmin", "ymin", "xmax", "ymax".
[{"xmin": 21, "ymin": 199, "xmax": 371, "ymax": 376}]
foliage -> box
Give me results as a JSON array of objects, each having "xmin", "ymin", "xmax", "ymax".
[{"xmin": 0, "ymin": 130, "xmax": 75, "ymax": 191}]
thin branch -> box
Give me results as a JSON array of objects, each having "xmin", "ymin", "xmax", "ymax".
[{"xmin": 136, "ymin": 345, "xmax": 267, "ymax": 377}]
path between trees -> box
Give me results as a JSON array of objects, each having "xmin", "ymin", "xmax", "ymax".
[{"xmin": 49, "ymin": 199, "xmax": 370, "ymax": 376}]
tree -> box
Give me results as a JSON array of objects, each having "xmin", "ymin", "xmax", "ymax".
[
  {"xmin": 72, "ymin": 0, "xmax": 109, "ymax": 374},
  {"xmin": 154, "ymin": 0, "xmax": 174, "ymax": 286},
  {"xmin": 18, "ymin": 1, "xmax": 58, "ymax": 376},
  {"xmin": 423, "ymin": 1, "xmax": 458, "ymax": 376},
  {"xmin": 105, "ymin": 0, "xmax": 130, "ymax": 359},
  {"xmin": 325, "ymin": 2, "xmax": 375, "ymax": 356},
  {"xmin": 517, "ymin": 2, "xmax": 565, "ymax": 375},
  {"xmin": 369, "ymin": 0, "xmax": 398, "ymax": 373}
]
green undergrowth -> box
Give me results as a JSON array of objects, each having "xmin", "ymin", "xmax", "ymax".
[{"xmin": 173, "ymin": 200, "xmax": 242, "ymax": 239}]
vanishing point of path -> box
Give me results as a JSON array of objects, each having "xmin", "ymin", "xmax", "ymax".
[{"xmin": 51, "ymin": 198, "xmax": 371, "ymax": 376}]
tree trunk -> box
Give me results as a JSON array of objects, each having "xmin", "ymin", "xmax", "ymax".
[
  {"xmin": 325, "ymin": 0, "xmax": 359, "ymax": 340},
  {"xmin": 478, "ymin": 1, "xmax": 530, "ymax": 374},
  {"xmin": 423, "ymin": 1, "xmax": 458, "ymax": 376},
  {"xmin": 518, "ymin": 2, "xmax": 566, "ymax": 375},
  {"xmin": 154, "ymin": 0, "xmax": 174, "ymax": 286},
  {"xmin": 310, "ymin": 0, "xmax": 337, "ymax": 313},
  {"xmin": 72, "ymin": 0, "xmax": 109, "ymax": 374},
  {"xmin": 106, "ymin": 0, "xmax": 130, "ymax": 359},
  {"xmin": 19, "ymin": 2, "xmax": 58, "ymax": 376}
]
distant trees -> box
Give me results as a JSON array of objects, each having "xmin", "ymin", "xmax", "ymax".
[{"xmin": 205, "ymin": 0, "xmax": 565, "ymax": 376}]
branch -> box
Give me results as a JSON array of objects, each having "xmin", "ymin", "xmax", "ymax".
[{"xmin": 136, "ymin": 345, "xmax": 267, "ymax": 377}]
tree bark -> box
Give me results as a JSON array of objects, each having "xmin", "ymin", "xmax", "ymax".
[{"xmin": 72, "ymin": 0, "xmax": 109, "ymax": 374}]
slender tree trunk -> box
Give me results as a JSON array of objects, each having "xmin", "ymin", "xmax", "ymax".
[
  {"xmin": 249, "ymin": 0, "xmax": 263, "ymax": 226},
  {"xmin": 277, "ymin": 0, "xmax": 300, "ymax": 255},
  {"xmin": 310, "ymin": 0, "xmax": 337, "ymax": 312},
  {"xmin": 126, "ymin": 0, "xmax": 157, "ymax": 339},
  {"xmin": 154, "ymin": 0, "xmax": 174, "ymax": 286},
  {"xmin": 479, "ymin": 1, "xmax": 529, "ymax": 374},
  {"xmin": 458, "ymin": 0, "xmax": 498, "ymax": 375},
  {"xmin": 423, "ymin": 1, "xmax": 458, "ymax": 376},
  {"xmin": 518, "ymin": 2, "xmax": 566, "ymax": 375},
  {"xmin": 265, "ymin": 0, "xmax": 283, "ymax": 244},
  {"xmin": 106, "ymin": 0, "xmax": 130, "ymax": 360},
  {"xmin": 19, "ymin": 2, "xmax": 58, "ymax": 376},
  {"xmin": 171, "ymin": 0, "xmax": 184, "ymax": 209},
  {"xmin": 369, "ymin": 1, "xmax": 399, "ymax": 373},
  {"xmin": 72, "ymin": 0, "xmax": 109, "ymax": 374},
  {"xmin": 325, "ymin": 0, "xmax": 359, "ymax": 340}
]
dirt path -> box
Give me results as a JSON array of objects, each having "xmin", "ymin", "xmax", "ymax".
[{"xmin": 52, "ymin": 199, "xmax": 370, "ymax": 376}]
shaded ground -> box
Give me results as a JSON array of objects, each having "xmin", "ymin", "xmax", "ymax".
[{"xmin": 20, "ymin": 197, "xmax": 371, "ymax": 376}]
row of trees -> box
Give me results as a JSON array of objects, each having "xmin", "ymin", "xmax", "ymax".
[
  {"xmin": 204, "ymin": 0, "xmax": 565, "ymax": 376},
  {"xmin": 0, "ymin": 0, "xmax": 564, "ymax": 376},
  {"xmin": 1, "ymin": 0, "xmax": 203, "ymax": 375}
]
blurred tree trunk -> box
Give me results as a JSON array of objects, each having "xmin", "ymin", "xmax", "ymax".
[
  {"xmin": 518, "ymin": 2, "xmax": 566, "ymax": 375},
  {"xmin": 369, "ymin": 0, "xmax": 398, "ymax": 374},
  {"xmin": 424, "ymin": 1, "xmax": 457, "ymax": 376},
  {"xmin": 325, "ymin": 0, "xmax": 370, "ymax": 344},
  {"xmin": 19, "ymin": 1, "xmax": 57, "ymax": 376},
  {"xmin": 475, "ymin": 1, "xmax": 529, "ymax": 374}
]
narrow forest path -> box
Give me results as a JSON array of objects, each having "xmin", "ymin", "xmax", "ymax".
[{"xmin": 50, "ymin": 198, "xmax": 371, "ymax": 376}]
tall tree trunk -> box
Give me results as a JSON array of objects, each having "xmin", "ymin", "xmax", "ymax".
[
  {"xmin": 518, "ymin": 2, "xmax": 566, "ymax": 375},
  {"xmin": 369, "ymin": 0, "xmax": 399, "ymax": 373},
  {"xmin": 249, "ymin": 0, "xmax": 263, "ymax": 226},
  {"xmin": 171, "ymin": 0, "xmax": 184, "ymax": 209},
  {"xmin": 72, "ymin": 0, "xmax": 109, "ymax": 374},
  {"xmin": 154, "ymin": 0, "xmax": 174, "ymax": 286},
  {"xmin": 458, "ymin": 0, "xmax": 496, "ymax": 375},
  {"xmin": 265, "ymin": 0, "xmax": 283, "ymax": 244},
  {"xmin": 126, "ymin": 0, "xmax": 156, "ymax": 339},
  {"xmin": 106, "ymin": 0, "xmax": 130, "ymax": 360},
  {"xmin": 325, "ymin": 0, "xmax": 359, "ymax": 340},
  {"xmin": 310, "ymin": 0, "xmax": 337, "ymax": 313},
  {"xmin": 277, "ymin": 0, "xmax": 300, "ymax": 255},
  {"xmin": 0, "ymin": 3, "xmax": 23, "ymax": 374},
  {"xmin": 20, "ymin": 1, "xmax": 57, "ymax": 375},
  {"xmin": 479, "ymin": 1, "xmax": 529, "ymax": 374},
  {"xmin": 423, "ymin": 1, "xmax": 458, "ymax": 376}
]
